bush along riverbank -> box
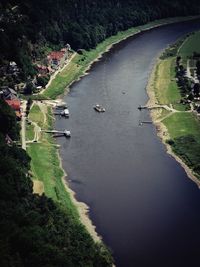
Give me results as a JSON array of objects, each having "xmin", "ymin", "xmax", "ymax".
[
  {"xmin": 147, "ymin": 30, "xmax": 200, "ymax": 187},
  {"xmin": 41, "ymin": 16, "xmax": 200, "ymax": 100}
]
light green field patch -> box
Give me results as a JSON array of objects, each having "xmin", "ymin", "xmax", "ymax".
[
  {"xmin": 29, "ymin": 104, "xmax": 44, "ymax": 127},
  {"xmin": 155, "ymin": 57, "xmax": 181, "ymax": 104},
  {"xmin": 26, "ymin": 123, "xmax": 35, "ymax": 140},
  {"xmin": 163, "ymin": 112, "xmax": 200, "ymax": 141},
  {"xmin": 157, "ymin": 108, "xmax": 172, "ymax": 121}
]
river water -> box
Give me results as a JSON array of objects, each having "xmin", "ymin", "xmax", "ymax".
[{"xmin": 56, "ymin": 20, "xmax": 200, "ymax": 267}]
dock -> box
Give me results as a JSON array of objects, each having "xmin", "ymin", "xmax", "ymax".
[
  {"xmin": 138, "ymin": 105, "xmax": 148, "ymax": 110},
  {"xmin": 44, "ymin": 129, "xmax": 71, "ymax": 137},
  {"xmin": 139, "ymin": 121, "xmax": 152, "ymax": 126}
]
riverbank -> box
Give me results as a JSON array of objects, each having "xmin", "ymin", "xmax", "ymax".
[
  {"xmin": 147, "ymin": 34, "xmax": 200, "ymax": 187},
  {"xmin": 26, "ymin": 101, "xmax": 102, "ymax": 242},
  {"xmin": 41, "ymin": 15, "xmax": 200, "ymax": 100}
]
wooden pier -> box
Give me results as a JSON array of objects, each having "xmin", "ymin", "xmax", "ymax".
[
  {"xmin": 139, "ymin": 121, "xmax": 152, "ymax": 126},
  {"xmin": 138, "ymin": 105, "xmax": 148, "ymax": 110},
  {"xmin": 44, "ymin": 129, "xmax": 71, "ymax": 137}
]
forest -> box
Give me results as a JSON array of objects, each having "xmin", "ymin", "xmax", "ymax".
[
  {"xmin": 0, "ymin": 0, "xmax": 200, "ymax": 79},
  {"xmin": 0, "ymin": 99, "xmax": 113, "ymax": 266}
]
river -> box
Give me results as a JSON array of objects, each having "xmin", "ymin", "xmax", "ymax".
[{"xmin": 55, "ymin": 20, "xmax": 200, "ymax": 267}]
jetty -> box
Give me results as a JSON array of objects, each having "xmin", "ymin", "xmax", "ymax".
[
  {"xmin": 138, "ymin": 104, "xmax": 175, "ymax": 111},
  {"xmin": 44, "ymin": 129, "xmax": 71, "ymax": 137},
  {"xmin": 138, "ymin": 105, "xmax": 148, "ymax": 110},
  {"xmin": 139, "ymin": 121, "xmax": 152, "ymax": 126}
]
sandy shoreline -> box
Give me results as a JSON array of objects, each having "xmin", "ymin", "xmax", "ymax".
[
  {"xmin": 146, "ymin": 58, "xmax": 200, "ymax": 188},
  {"xmin": 49, "ymin": 15, "xmax": 200, "ymax": 245}
]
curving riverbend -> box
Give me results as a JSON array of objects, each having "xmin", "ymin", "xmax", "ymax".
[{"xmin": 56, "ymin": 20, "xmax": 200, "ymax": 267}]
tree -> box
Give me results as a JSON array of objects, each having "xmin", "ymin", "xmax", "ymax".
[
  {"xmin": 196, "ymin": 60, "xmax": 200, "ymax": 76},
  {"xmin": 24, "ymin": 82, "xmax": 34, "ymax": 95},
  {"xmin": 193, "ymin": 83, "xmax": 200, "ymax": 96}
]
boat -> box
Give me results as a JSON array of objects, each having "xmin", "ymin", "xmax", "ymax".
[
  {"xmin": 55, "ymin": 102, "xmax": 68, "ymax": 109},
  {"xmin": 60, "ymin": 108, "xmax": 69, "ymax": 117},
  {"xmin": 93, "ymin": 104, "xmax": 105, "ymax": 112},
  {"xmin": 64, "ymin": 130, "xmax": 71, "ymax": 137}
]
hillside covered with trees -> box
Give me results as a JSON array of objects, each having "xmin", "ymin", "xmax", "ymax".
[
  {"xmin": 0, "ymin": 0, "xmax": 200, "ymax": 79},
  {"xmin": 0, "ymin": 99, "xmax": 113, "ymax": 266}
]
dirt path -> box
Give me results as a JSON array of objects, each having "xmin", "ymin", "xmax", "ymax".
[{"xmin": 21, "ymin": 100, "xmax": 27, "ymax": 150}]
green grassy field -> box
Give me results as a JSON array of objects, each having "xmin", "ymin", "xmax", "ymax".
[
  {"xmin": 178, "ymin": 31, "xmax": 200, "ymax": 59},
  {"xmin": 27, "ymin": 104, "xmax": 79, "ymax": 218},
  {"xmin": 28, "ymin": 103, "xmax": 44, "ymax": 127},
  {"xmin": 26, "ymin": 123, "xmax": 35, "ymax": 140},
  {"xmin": 163, "ymin": 113, "xmax": 200, "ymax": 141},
  {"xmin": 154, "ymin": 57, "xmax": 182, "ymax": 105}
]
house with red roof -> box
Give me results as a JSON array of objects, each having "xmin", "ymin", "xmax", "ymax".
[
  {"xmin": 36, "ymin": 64, "xmax": 52, "ymax": 76},
  {"xmin": 5, "ymin": 99, "xmax": 22, "ymax": 120},
  {"xmin": 47, "ymin": 48, "xmax": 68, "ymax": 69}
]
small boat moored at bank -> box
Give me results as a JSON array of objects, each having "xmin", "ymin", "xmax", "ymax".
[
  {"xmin": 60, "ymin": 108, "xmax": 69, "ymax": 117},
  {"xmin": 64, "ymin": 130, "xmax": 71, "ymax": 137},
  {"xmin": 56, "ymin": 102, "xmax": 68, "ymax": 109}
]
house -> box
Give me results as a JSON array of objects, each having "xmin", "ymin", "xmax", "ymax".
[
  {"xmin": 0, "ymin": 86, "xmax": 18, "ymax": 100},
  {"xmin": 47, "ymin": 48, "xmax": 68, "ymax": 69},
  {"xmin": 5, "ymin": 99, "xmax": 22, "ymax": 120},
  {"xmin": 9, "ymin": 61, "xmax": 19, "ymax": 75},
  {"xmin": 36, "ymin": 64, "xmax": 52, "ymax": 76}
]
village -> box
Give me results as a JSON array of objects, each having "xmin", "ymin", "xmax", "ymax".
[{"xmin": 0, "ymin": 43, "xmax": 72, "ymax": 118}]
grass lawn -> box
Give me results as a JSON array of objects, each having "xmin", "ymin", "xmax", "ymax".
[
  {"xmin": 158, "ymin": 109, "xmax": 172, "ymax": 120},
  {"xmin": 26, "ymin": 123, "xmax": 35, "ymax": 141},
  {"xmin": 42, "ymin": 54, "xmax": 83, "ymax": 99},
  {"xmin": 172, "ymin": 103, "xmax": 190, "ymax": 111},
  {"xmin": 28, "ymin": 104, "xmax": 44, "ymax": 127},
  {"xmin": 163, "ymin": 112, "xmax": 200, "ymax": 141},
  {"xmin": 27, "ymin": 104, "xmax": 78, "ymax": 218},
  {"xmin": 155, "ymin": 57, "xmax": 181, "ymax": 104},
  {"xmin": 178, "ymin": 31, "xmax": 200, "ymax": 59}
]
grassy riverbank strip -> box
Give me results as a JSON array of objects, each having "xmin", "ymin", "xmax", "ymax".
[
  {"xmin": 147, "ymin": 32, "xmax": 200, "ymax": 186},
  {"xmin": 26, "ymin": 101, "xmax": 102, "ymax": 242},
  {"xmin": 42, "ymin": 15, "xmax": 200, "ymax": 99}
]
